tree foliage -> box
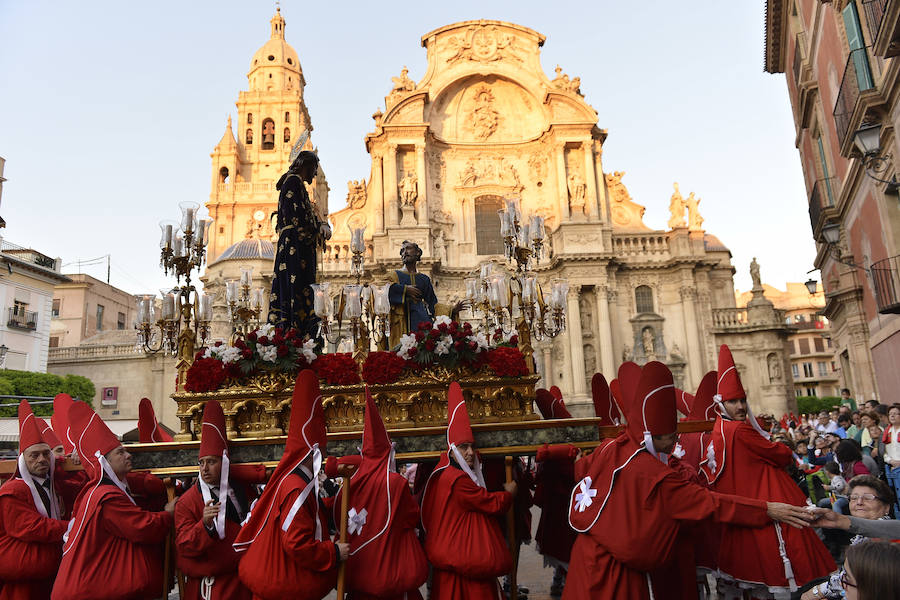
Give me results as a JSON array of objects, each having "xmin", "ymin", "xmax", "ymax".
[
  {"xmin": 0, "ymin": 370, "xmax": 95, "ymax": 417},
  {"xmin": 796, "ymin": 396, "xmax": 843, "ymax": 416}
]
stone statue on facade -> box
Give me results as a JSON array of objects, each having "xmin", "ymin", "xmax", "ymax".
[
  {"xmin": 391, "ymin": 66, "xmax": 416, "ymax": 93},
  {"xmin": 686, "ymin": 192, "xmax": 703, "ymax": 230},
  {"xmin": 750, "ymin": 257, "xmax": 762, "ymax": 290},
  {"xmin": 667, "ymin": 182, "xmax": 686, "ymax": 229},
  {"xmin": 567, "ymin": 172, "xmax": 586, "ymax": 210},
  {"xmin": 767, "ymin": 353, "xmax": 782, "ymax": 382},
  {"xmin": 433, "ymin": 228, "xmax": 447, "ymax": 262},
  {"xmin": 551, "ymin": 65, "xmax": 583, "ymax": 95},
  {"xmin": 642, "ymin": 327, "xmax": 657, "ymax": 361},
  {"xmin": 471, "ymin": 85, "xmax": 499, "ymax": 140},
  {"xmin": 622, "ymin": 344, "xmax": 633, "ymax": 362},
  {"xmin": 399, "ymin": 171, "xmax": 418, "ymax": 207},
  {"xmin": 346, "ymin": 179, "xmax": 367, "ymax": 209}
]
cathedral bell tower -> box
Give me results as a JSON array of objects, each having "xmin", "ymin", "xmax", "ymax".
[{"xmin": 206, "ymin": 7, "xmax": 326, "ymax": 264}]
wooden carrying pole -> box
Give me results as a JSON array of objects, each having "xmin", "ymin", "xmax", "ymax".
[
  {"xmin": 335, "ymin": 475, "xmax": 351, "ymax": 599},
  {"xmin": 505, "ymin": 456, "xmax": 518, "ymax": 600}
]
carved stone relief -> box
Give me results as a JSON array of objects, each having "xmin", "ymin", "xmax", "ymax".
[
  {"xmin": 444, "ymin": 25, "xmax": 522, "ymax": 64},
  {"xmin": 346, "ymin": 179, "xmax": 367, "ymax": 210},
  {"xmin": 551, "ymin": 65, "xmax": 583, "ymax": 95},
  {"xmin": 457, "ymin": 155, "xmax": 521, "ymax": 188},
  {"xmin": 583, "ymin": 344, "xmax": 596, "ymax": 378},
  {"xmin": 579, "ymin": 292, "xmax": 593, "ymax": 336},
  {"xmin": 469, "ymin": 85, "xmax": 500, "ymax": 140}
]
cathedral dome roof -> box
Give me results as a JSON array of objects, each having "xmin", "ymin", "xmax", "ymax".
[
  {"xmin": 211, "ymin": 239, "xmax": 275, "ymax": 264},
  {"xmin": 249, "ymin": 8, "xmax": 302, "ymax": 80}
]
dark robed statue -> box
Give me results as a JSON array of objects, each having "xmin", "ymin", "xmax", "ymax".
[{"xmin": 268, "ymin": 150, "xmax": 331, "ymax": 339}]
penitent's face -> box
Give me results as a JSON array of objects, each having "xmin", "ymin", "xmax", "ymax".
[
  {"xmin": 723, "ymin": 398, "xmax": 748, "ymax": 421},
  {"xmin": 199, "ymin": 455, "xmax": 222, "ymax": 485},
  {"xmin": 23, "ymin": 444, "xmax": 52, "ymax": 478}
]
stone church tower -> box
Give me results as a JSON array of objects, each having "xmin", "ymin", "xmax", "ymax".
[{"xmin": 206, "ymin": 7, "xmax": 327, "ymax": 264}]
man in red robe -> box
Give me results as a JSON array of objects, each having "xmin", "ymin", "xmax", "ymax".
[
  {"xmin": 533, "ymin": 387, "xmax": 578, "ymax": 596},
  {"xmin": 51, "ymin": 401, "xmax": 176, "ymax": 600},
  {"xmin": 333, "ymin": 388, "xmax": 427, "ymax": 599},
  {"xmin": 421, "ymin": 381, "xmax": 516, "ymax": 600},
  {"xmin": 138, "ymin": 397, "xmax": 173, "ymax": 443},
  {"xmin": 175, "ymin": 399, "xmax": 265, "ymax": 600},
  {"xmin": 700, "ymin": 345, "xmax": 835, "ymax": 599},
  {"xmin": 564, "ymin": 361, "xmax": 817, "ymax": 600},
  {"xmin": 676, "ymin": 370, "xmax": 718, "ymax": 472},
  {"xmin": 234, "ymin": 369, "xmax": 348, "ymax": 600},
  {"xmin": 0, "ymin": 401, "xmax": 69, "ymax": 600}
]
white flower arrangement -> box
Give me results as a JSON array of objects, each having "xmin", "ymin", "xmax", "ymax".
[
  {"xmin": 396, "ymin": 333, "xmax": 418, "ymax": 358},
  {"xmin": 301, "ymin": 339, "xmax": 317, "ymax": 363},
  {"xmin": 258, "ymin": 344, "xmax": 279, "ymax": 363}
]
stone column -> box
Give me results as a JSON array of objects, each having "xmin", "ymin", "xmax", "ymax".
[
  {"xmin": 372, "ymin": 155, "xmax": 384, "ymax": 234},
  {"xmin": 555, "ymin": 143, "xmax": 569, "ymax": 223},
  {"xmin": 582, "ymin": 141, "xmax": 598, "ymax": 221},
  {"xmin": 384, "ymin": 144, "xmax": 399, "ymax": 227},
  {"xmin": 567, "ymin": 287, "xmax": 587, "ymax": 395},
  {"xmin": 607, "ymin": 289, "xmax": 621, "ymax": 365},
  {"xmin": 415, "ymin": 145, "xmax": 428, "ymax": 225},
  {"xmin": 595, "ymin": 285, "xmax": 615, "ymax": 376},
  {"xmin": 680, "ymin": 286, "xmax": 703, "ymax": 385},
  {"xmin": 593, "ymin": 141, "xmax": 607, "ymax": 224},
  {"xmin": 542, "ymin": 344, "xmax": 553, "ymax": 388}
]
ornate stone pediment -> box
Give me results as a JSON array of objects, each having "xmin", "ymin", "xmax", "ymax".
[{"xmin": 442, "ymin": 24, "xmax": 523, "ymax": 64}]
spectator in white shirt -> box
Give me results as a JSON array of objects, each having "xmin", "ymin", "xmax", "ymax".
[{"xmin": 816, "ymin": 409, "xmax": 839, "ymax": 434}]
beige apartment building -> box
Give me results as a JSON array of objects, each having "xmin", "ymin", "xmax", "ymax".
[{"xmin": 49, "ymin": 273, "xmax": 137, "ymax": 348}]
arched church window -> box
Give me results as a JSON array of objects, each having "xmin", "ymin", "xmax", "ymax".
[
  {"xmin": 247, "ymin": 113, "xmax": 253, "ymax": 124},
  {"xmin": 283, "ymin": 128, "xmax": 291, "ymax": 143},
  {"xmin": 219, "ymin": 167, "xmax": 229, "ymax": 183},
  {"xmin": 474, "ymin": 195, "xmax": 505, "ymax": 255},
  {"xmin": 261, "ymin": 119, "xmax": 276, "ymax": 150},
  {"xmin": 285, "ymin": 112, "xmax": 290, "ymax": 123},
  {"xmin": 635, "ymin": 285, "xmax": 654, "ymax": 314},
  {"xmin": 245, "ymin": 129, "xmax": 253, "ymax": 144}
]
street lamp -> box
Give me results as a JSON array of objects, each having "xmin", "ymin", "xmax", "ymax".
[
  {"xmin": 818, "ymin": 221, "xmax": 868, "ymax": 272},
  {"xmin": 852, "ymin": 123, "xmax": 900, "ymax": 194},
  {"xmin": 804, "ymin": 278, "xmax": 818, "ymax": 295}
]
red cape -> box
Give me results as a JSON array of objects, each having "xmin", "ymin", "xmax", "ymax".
[
  {"xmin": 52, "ymin": 482, "xmax": 173, "ymax": 600},
  {"xmin": 701, "ymin": 417, "xmax": 835, "ymax": 591},
  {"xmin": 0, "ymin": 478, "xmax": 68, "ymax": 582}
]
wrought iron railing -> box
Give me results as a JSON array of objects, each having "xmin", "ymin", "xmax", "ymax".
[
  {"xmin": 833, "ymin": 47, "xmax": 875, "ymax": 145},
  {"xmin": 7, "ymin": 308, "xmax": 37, "ymax": 330},
  {"xmin": 871, "ymin": 255, "xmax": 900, "ymax": 313},
  {"xmin": 808, "ymin": 177, "xmax": 836, "ymax": 235}
]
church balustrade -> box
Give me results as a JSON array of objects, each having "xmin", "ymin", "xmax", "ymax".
[
  {"xmin": 611, "ymin": 234, "xmax": 669, "ymax": 256},
  {"xmin": 49, "ymin": 344, "xmax": 142, "ymax": 361},
  {"xmin": 711, "ymin": 308, "xmax": 750, "ymax": 329}
]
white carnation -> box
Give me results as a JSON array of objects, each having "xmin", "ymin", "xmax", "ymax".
[
  {"xmin": 396, "ymin": 333, "xmax": 418, "ymax": 358},
  {"xmin": 301, "ymin": 339, "xmax": 317, "ymax": 363},
  {"xmin": 258, "ymin": 345, "xmax": 278, "ymax": 363},
  {"xmin": 468, "ymin": 333, "xmax": 489, "ymax": 351},
  {"xmin": 256, "ymin": 323, "xmax": 275, "ymax": 338},
  {"xmin": 434, "ymin": 315, "xmax": 453, "ymax": 327}
]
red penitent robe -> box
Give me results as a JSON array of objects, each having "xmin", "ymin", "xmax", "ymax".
[
  {"xmin": 341, "ymin": 472, "xmax": 426, "ymax": 600},
  {"xmin": 422, "ymin": 465, "xmax": 512, "ymax": 600},
  {"xmin": 175, "ymin": 482, "xmax": 253, "ymax": 600},
  {"xmin": 702, "ymin": 418, "xmax": 835, "ymax": 591},
  {"xmin": 563, "ymin": 447, "xmax": 772, "ymax": 600},
  {"xmin": 237, "ymin": 472, "xmax": 337, "ymax": 600},
  {"xmin": 51, "ymin": 483, "xmax": 174, "ymax": 600},
  {"xmin": 0, "ymin": 479, "xmax": 69, "ymax": 600}
]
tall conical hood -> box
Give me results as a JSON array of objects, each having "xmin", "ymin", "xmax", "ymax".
[
  {"xmin": 362, "ymin": 387, "xmax": 391, "ymax": 460},
  {"xmin": 446, "ymin": 382, "xmax": 474, "ymax": 447},
  {"xmin": 51, "ymin": 393, "xmax": 75, "ymax": 454},
  {"xmin": 234, "ymin": 369, "xmax": 327, "ymax": 553},
  {"xmin": 36, "ymin": 417, "xmax": 62, "ymax": 451},
  {"xmin": 67, "ymin": 401, "xmax": 121, "ymax": 481},
  {"xmin": 688, "ymin": 371, "xmax": 719, "ymax": 421},
  {"xmin": 715, "ymin": 344, "xmax": 745, "ymax": 402},
  {"xmin": 138, "ymin": 398, "xmax": 173, "ymax": 443},
  {"xmin": 199, "ymin": 400, "xmax": 228, "ymax": 460},
  {"xmin": 591, "ymin": 373, "xmax": 620, "ymax": 426},
  {"xmin": 675, "ymin": 389, "xmax": 693, "ymax": 419},
  {"xmin": 535, "ymin": 388, "xmax": 572, "ymax": 419},
  {"xmin": 18, "ymin": 400, "xmax": 45, "ymax": 454}
]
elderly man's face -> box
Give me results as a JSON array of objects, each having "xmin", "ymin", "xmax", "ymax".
[
  {"xmin": 23, "ymin": 443, "xmax": 52, "ymax": 478},
  {"xmin": 456, "ymin": 442, "xmax": 476, "ymax": 468},
  {"xmin": 400, "ymin": 243, "xmax": 421, "ymax": 265},
  {"xmin": 817, "ymin": 411, "xmax": 829, "ymax": 424},
  {"xmin": 105, "ymin": 446, "xmax": 132, "ymax": 480}
]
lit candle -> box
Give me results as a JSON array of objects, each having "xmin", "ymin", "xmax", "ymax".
[
  {"xmin": 251, "ymin": 288, "xmax": 264, "ymax": 311},
  {"xmin": 530, "ymin": 215, "xmax": 545, "ymax": 241},
  {"xmin": 480, "ymin": 263, "xmax": 492, "ymax": 280},
  {"xmin": 465, "ymin": 277, "xmax": 478, "ymax": 301},
  {"xmin": 240, "ymin": 266, "xmax": 253, "ymax": 286},
  {"xmin": 311, "ymin": 284, "xmax": 329, "ymax": 317},
  {"xmin": 373, "ymin": 283, "xmax": 391, "ymax": 316},
  {"xmin": 172, "ymin": 234, "xmax": 183, "ymax": 258}
]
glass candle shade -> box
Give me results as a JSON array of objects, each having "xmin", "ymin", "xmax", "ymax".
[
  {"xmin": 161, "ymin": 293, "xmax": 176, "ymax": 321},
  {"xmin": 349, "ymin": 225, "xmax": 366, "ymax": 254},
  {"xmin": 343, "ymin": 285, "xmax": 362, "ymax": 319},
  {"xmin": 159, "ymin": 220, "xmax": 177, "ymax": 250},
  {"xmin": 465, "ymin": 277, "xmax": 479, "ymax": 301},
  {"xmin": 311, "ymin": 284, "xmax": 330, "ymax": 317},
  {"xmin": 373, "ymin": 283, "xmax": 391, "ymax": 317},
  {"xmin": 225, "ymin": 280, "xmax": 239, "ymax": 303},
  {"xmin": 179, "ymin": 201, "xmax": 199, "ymax": 233},
  {"xmin": 199, "ymin": 293, "xmax": 213, "ymax": 322},
  {"xmin": 240, "ymin": 266, "xmax": 253, "ymax": 287}
]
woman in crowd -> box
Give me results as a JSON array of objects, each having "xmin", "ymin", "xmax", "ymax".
[
  {"xmin": 802, "ymin": 475, "xmax": 895, "ymax": 599},
  {"xmin": 840, "ymin": 540, "xmax": 900, "ymax": 600},
  {"xmin": 883, "ymin": 404, "xmax": 900, "ymax": 517}
]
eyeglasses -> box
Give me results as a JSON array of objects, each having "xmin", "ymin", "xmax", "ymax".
[
  {"xmin": 840, "ymin": 572, "xmax": 857, "ymax": 589},
  {"xmin": 849, "ymin": 493, "xmax": 884, "ymax": 502}
]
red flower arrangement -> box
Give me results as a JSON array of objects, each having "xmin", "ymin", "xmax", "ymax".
[
  {"xmin": 185, "ymin": 357, "xmax": 227, "ymax": 393},
  {"xmin": 314, "ymin": 352, "xmax": 361, "ymax": 385},
  {"xmin": 485, "ymin": 346, "xmax": 529, "ymax": 377},
  {"xmin": 361, "ymin": 351, "xmax": 408, "ymax": 385}
]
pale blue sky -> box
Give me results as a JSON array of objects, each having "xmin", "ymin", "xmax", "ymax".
[{"xmin": 0, "ymin": 1, "xmax": 810, "ymax": 297}]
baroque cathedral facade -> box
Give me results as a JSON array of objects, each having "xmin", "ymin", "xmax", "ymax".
[{"xmin": 202, "ymin": 12, "xmax": 796, "ymax": 416}]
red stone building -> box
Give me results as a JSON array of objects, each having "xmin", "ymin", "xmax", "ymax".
[{"xmin": 765, "ymin": 0, "xmax": 900, "ymax": 403}]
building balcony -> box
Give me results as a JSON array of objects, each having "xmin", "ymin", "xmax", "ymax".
[
  {"xmin": 808, "ymin": 178, "xmax": 837, "ymax": 237},
  {"xmin": 833, "ymin": 47, "xmax": 884, "ymax": 156},
  {"xmin": 0, "ymin": 240, "xmax": 58, "ymax": 272},
  {"xmin": 871, "ymin": 255, "xmax": 900, "ymax": 313},
  {"xmin": 868, "ymin": 0, "xmax": 900, "ymax": 57},
  {"xmin": 8, "ymin": 308, "xmax": 37, "ymax": 330}
]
